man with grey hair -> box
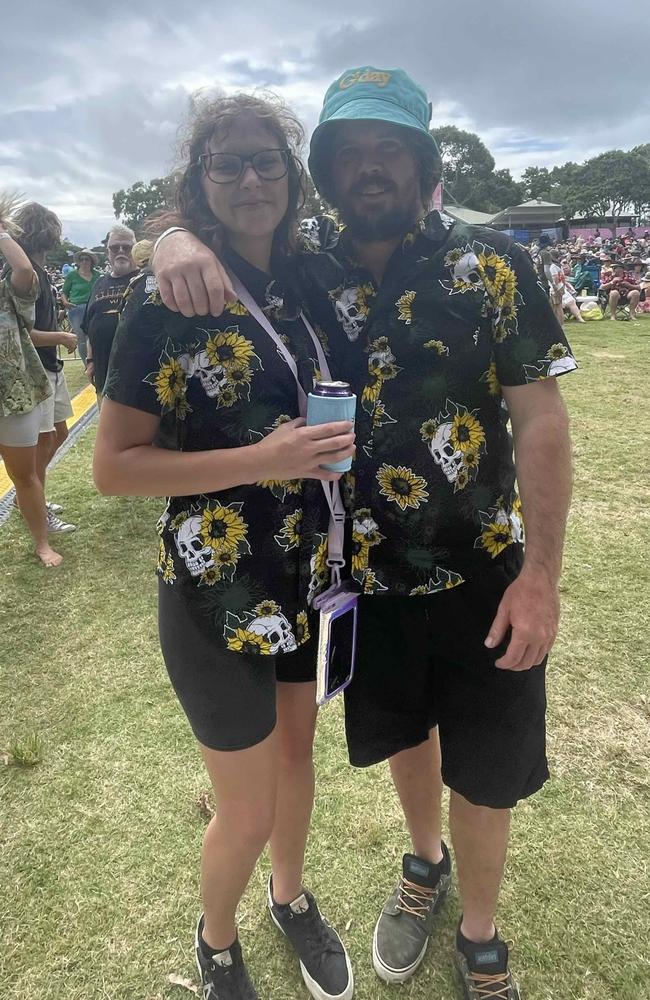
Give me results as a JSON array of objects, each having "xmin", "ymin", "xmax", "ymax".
[{"xmin": 83, "ymin": 225, "xmax": 137, "ymax": 404}]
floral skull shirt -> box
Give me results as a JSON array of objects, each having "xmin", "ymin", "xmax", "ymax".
[
  {"xmin": 103, "ymin": 251, "xmax": 329, "ymax": 656},
  {"xmin": 295, "ymin": 211, "xmax": 578, "ymax": 596}
]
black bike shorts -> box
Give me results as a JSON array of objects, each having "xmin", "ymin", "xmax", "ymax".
[
  {"xmin": 158, "ymin": 581, "xmax": 317, "ymax": 752},
  {"xmin": 344, "ymin": 555, "xmax": 549, "ymax": 808}
]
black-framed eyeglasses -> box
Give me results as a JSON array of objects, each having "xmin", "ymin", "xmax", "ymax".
[
  {"xmin": 108, "ymin": 243, "xmax": 134, "ymax": 253},
  {"xmin": 198, "ymin": 148, "xmax": 291, "ymax": 184}
]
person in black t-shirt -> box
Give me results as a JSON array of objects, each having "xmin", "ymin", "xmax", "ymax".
[
  {"xmin": 14, "ymin": 203, "xmax": 77, "ymax": 533},
  {"xmin": 83, "ymin": 225, "xmax": 137, "ymax": 404}
]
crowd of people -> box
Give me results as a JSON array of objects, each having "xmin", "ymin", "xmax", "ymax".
[
  {"xmin": 529, "ymin": 229, "xmax": 650, "ymax": 324},
  {"xmin": 0, "ymin": 61, "xmax": 645, "ymax": 1000}
]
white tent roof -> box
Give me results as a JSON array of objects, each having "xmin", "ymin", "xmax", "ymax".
[{"xmin": 443, "ymin": 205, "xmax": 496, "ymax": 226}]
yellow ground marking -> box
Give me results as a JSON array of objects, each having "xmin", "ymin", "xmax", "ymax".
[{"xmin": 0, "ymin": 385, "xmax": 98, "ymax": 498}]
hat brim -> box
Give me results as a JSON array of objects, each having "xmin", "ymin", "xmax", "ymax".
[{"xmin": 308, "ymin": 98, "xmax": 440, "ymax": 196}]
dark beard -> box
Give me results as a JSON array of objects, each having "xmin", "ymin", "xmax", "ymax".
[{"xmin": 340, "ymin": 202, "xmax": 419, "ymax": 241}]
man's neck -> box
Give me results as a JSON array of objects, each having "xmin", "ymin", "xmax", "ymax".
[{"xmin": 350, "ymin": 235, "xmax": 402, "ymax": 285}]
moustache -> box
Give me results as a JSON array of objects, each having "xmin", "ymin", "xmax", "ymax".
[{"xmin": 350, "ymin": 176, "xmax": 396, "ymax": 197}]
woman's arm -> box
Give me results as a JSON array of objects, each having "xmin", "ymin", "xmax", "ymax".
[
  {"xmin": 0, "ymin": 227, "xmax": 35, "ymax": 297},
  {"xmin": 93, "ymin": 399, "xmax": 355, "ymax": 497}
]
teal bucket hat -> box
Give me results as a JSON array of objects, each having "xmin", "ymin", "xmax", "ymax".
[{"xmin": 308, "ymin": 66, "xmax": 441, "ymax": 195}]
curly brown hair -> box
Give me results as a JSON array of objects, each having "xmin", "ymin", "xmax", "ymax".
[
  {"xmin": 14, "ymin": 202, "xmax": 62, "ymax": 255},
  {"xmin": 150, "ymin": 91, "xmax": 308, "ymax": 259}
]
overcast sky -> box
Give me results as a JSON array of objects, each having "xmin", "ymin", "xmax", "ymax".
[{"xmin": 2, "ymin": 0, "xmax": 647, "ymax": 246}]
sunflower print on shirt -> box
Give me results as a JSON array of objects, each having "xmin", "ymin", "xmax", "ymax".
[
  {"xmin": 351, "ymin": 508, "xmax": 385, "ymax": 583},
  {"xmin": 362, "ymin": 336, "xmax": 402, "ymax": 417},
  {"xmin": 376, "ymin": 465, "xmax": 429, "ymax": 511},
  {"xmin": 170, "ymin": 501, "xmax": 251, "ymax": 587},
  {"xmin": 143, "ymin": 339, "xmax": 192, "ymax": 418},
  {"xmin": 421, "ymin": 399, "xmax": 486, "ymax": 493},
  {"xmin": 440, "ymin": 242, "xmax": 521, "ymax": 343}
]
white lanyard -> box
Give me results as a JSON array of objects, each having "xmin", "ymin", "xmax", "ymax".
[{"xmin": 228, "ymin": 272, "xmax": 347, "ymax": 583}]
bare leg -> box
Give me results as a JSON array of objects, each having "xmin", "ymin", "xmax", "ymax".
[
  {"xmin": 449, "ymin": 790, "xmax": 510, "ymax": 943},
  {"xmin": 35, "ymin": 429, "xmax": 57, "ymax": 488},
  {"xmin": 628, "ymin": 290, "xmax": 640, "ymax": 318},
  {"xmin": 0, "ymin": 444, "xmax": 62, "ymax": 566},
  {"xmin": 567, "ymin": 299, "xmax": 586, "ymax": 322},
  {"xmin": 200, "ymin": 730, "xmax": 279, "ymax": 951},
  {"xmin": 609, "ymin": 289, "xmax": 620, "ymax": 320},
  {"xmin": 389, "ymin": 728, "xmax": 444, "ymax": 863},
  {"xmin": 269, "ymin": 681, "xmax": 318, "ymax": 904}
]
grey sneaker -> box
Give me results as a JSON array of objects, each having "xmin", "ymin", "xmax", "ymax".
[
  {"xmin": 455, "ymin": 924, "xmax": 520, "ymax": 999},
  {"xmin": 372, "ymin": 843, "xmax": 452, "ymax": 984},
  {"xmin": 47, "ymin": 512, "xmax": 76, "ymax": 533},
  {"xmin": 46, "ymin": 501, "xmax": 64, "ymax": 514}
]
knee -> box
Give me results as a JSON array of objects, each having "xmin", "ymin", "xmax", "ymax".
[
  {"xmin": 277, "ymin": 729, "xmax": 315, "ymax": 771},
  {"xmin": 212, "ymin": 798, "xmax": 276, "ymax": 852},
  {"xmin": 609, "ymin": 290, "xmax": 619, "ymax": 303},
  {"xmin": 12, "ymin": 469, "xmax": 40, "ymax": 491}
]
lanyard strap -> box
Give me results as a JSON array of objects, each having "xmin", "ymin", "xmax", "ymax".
[{"xmin": 229, "ymin": 273, "xmax": 347, "ymax": 583}]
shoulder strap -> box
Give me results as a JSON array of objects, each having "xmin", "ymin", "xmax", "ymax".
[{"xmin": 228, "ymin": 272, "xmax": 347, "ymax": 583}]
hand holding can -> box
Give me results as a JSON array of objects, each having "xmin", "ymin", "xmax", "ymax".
[{"xmin": 306, "ymin": 381, "xmax": 357, "ymax": 472}]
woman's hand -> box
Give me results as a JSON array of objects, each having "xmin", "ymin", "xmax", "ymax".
[
  {"xmin": 253, "ymin": 418, "xmax": 355, "ymax": 483},
  {"xmin": 153, "ymin": 231, "xmax": 235, "ymax": 317}
]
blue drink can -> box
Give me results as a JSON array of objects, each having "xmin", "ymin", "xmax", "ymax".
[{"xmin": 306, "ymin": 381, "xmax": 357, "ymax": 473}]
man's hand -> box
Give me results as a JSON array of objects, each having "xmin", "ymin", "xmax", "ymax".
[
  {"xmin": 59, "ymin": 331, "xmax": 77, "ymax": 353},
  {"xmin": 153, "ymin": 231, "xmax": 234, "ymax": 317},
  {"xmin": 484, "ymin": 568, "xmax": 560, "ymax": 671}
]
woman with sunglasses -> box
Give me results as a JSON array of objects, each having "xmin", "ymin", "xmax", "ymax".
[{"xmin": 93, "ymin": 93, "xmax": 355, "ymax": 1000}]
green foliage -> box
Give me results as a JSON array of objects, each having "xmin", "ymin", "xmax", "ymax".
[
  {"xmin": 564, "ymin": 150, "xmax": 650, "ymax": 222},
  {"xmin": 431, "ymin": 125, "xmax": 522, "ymax": 213},
  {"xmin": 46, "ymin": 237, "xmax": 82, "ymax": 268},
  {"xmin": 112, "ymin": 175, "xmax": 179, "ymax": 231}
]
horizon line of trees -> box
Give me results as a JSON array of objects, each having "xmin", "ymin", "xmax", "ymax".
[{"xmin": 105, "ymin": 130, "xmax": 650, "ymax": 233}]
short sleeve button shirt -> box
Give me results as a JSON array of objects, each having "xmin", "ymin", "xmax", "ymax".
[
  {"xmin": 103, "ymin": 252, "xmax": 330, "ymax": 656},
  {"xmin": 296, "ymin": 211, "xmax": 578, "ymax": 597},
  {"xmin": 0, "ymin": 270, "xmax": 52, "ymax": 417}
]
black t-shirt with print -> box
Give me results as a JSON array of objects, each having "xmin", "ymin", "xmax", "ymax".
[
  {"xmin": 32, "ymin": 260, "xmax": 61, "ymax": 373},
  {"xmin": 82, "ymin": 271, "xmax": 138, "ymax": 392},
  {"xmin": 294, "ymin": 211, "xmax": 578, "ymax": 597},
  {"xmin": 103, "ymin": 251, "xmax": 330, "ymax": 656}
]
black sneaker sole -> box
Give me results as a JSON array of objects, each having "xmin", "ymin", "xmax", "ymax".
[{"xmin": 266, "ymin": 880, "xmax": 354, "ymax": 1000}]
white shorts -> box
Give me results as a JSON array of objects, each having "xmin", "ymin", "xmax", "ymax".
[
  {"xmin": 0, "ymin": 404, "xmax": 44, "ymax": 448},
  {"xmin": 40, "ymin": 369, "xmax": 73, "ymax": 433}
]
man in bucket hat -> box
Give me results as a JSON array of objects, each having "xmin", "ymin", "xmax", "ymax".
[{"xmin": 151, "ymin": 66, "xmax": 577, "ymax": 1000}]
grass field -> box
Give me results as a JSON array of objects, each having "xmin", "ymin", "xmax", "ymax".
[{"xmin": 1, "ymin": 319, "xmax": 649, "ymax": 1000}]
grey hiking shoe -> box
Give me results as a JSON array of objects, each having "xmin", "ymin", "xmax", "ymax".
[
  {"xmin": 372, "ymin": 842, "xmax": 452, "ymax": 983},
  {"xmin": 455, "ymin": 924, "xmax": 520, "ymax": 999},
  {"xmin": 47, "ymin": 511, "xmax": 76, "ymax": 533}
]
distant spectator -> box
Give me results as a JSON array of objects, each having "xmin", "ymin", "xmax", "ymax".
[
  {"xmin": 14, "ymin": 202, "xmax": 77, "ymax": 534},
  {"xmin": 132, "ymin": 239, "xmax": 154, "ymax": 270},
  {"xmin": 83, "ymin": 225, "xmax": 137, "ymax": 405},
  {"xmin": 0, "ymin": 196, "xmax": 63, "ymax": 565},
  {"xmin": 60, "ymin": 249, "xmax": 101, "ymax": 365},
  {"xmin": 571, "ymin": 254, "xmax": 595, "ymax": 295},
  {"xmin": 549, "ymin": 251, "xmax": 585, "ymax": 324},
  {"xmin": 600, "ymin": 263, "xmax": 641, "ymax": 321}
]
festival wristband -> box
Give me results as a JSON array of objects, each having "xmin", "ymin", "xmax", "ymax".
[{"xmin": 152, "ymin": 227, "xmax": 190, "ymax": 256}]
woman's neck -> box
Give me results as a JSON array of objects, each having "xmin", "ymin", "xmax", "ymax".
[
  {"xmin": 228, "ymin": 234, "xmax": 273, "ymax": 275},
  {"xmin": 79, "ymin": 267, "xmax": 92, "ymax": 278}
]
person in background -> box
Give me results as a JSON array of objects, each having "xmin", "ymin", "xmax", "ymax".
[
  {"xmin": 83, "ymin": 225, "xmax": 138, "ymax": 405},
  {"xmin": 60, "ymin": 248, "xmax": 101, "ymax": 365},
  {"xmin": 131, "ymin": 239, "xmax": 154, "ymax": 270},
  {"xmin": 571, "ymin": 254, "xmax": 595, "ymax": 295},
  {"xmin": 14, "ymin": 202, "xmax": 77, "ymax": 534},
  {"xmin": 0, "ymin": 196, "xmax": 63, "ymax": 566},
  {"xmin": 600, "ymin": 262, "xmax": 641, "ymax": 320}
]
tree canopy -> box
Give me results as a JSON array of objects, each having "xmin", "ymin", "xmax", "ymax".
[{"xmin": 112, "ymin": 176, "xmax": 178, "ymax": 231}]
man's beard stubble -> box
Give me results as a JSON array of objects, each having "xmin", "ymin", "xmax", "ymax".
[{"xmin": 336, "ymin": 181, "xmax": 423, "ymax": 243}]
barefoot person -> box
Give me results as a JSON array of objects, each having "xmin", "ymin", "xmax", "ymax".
[
  {"xmin": 152, "ymin": 66, "xmax": 577, "ymax": 1000},
  {"xmin": 0, "ymin": 198, "xmax": 62, "ymax": 567},
  {"xmin": 93, "ymin": 93, "xmax": 354, "ymax": 1000}
]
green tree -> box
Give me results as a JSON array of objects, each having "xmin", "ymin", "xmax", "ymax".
[
  {"xmin": 564, "ymin": 150, "xmax": 650, "ymax": 225},
  {"xmin": 430, "ymin": 125, "xmax": 494, "ymax": 207},
  {"xmin": 521, "ymin": 166, "xmax": 552, "ymax": 201},
  {"xmin": 112, "ymin": 175, "xmax": 178, "ymax": 231},
  {"xmin": 47, "ymin": 237, "xmax": 82, "ymax": 268},
  {"xmin": 468, "ymin": 168, "xmax": 523, "ymax": 214}
]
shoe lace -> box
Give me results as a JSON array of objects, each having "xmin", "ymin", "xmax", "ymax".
[
  {"xmin": 294, "ymin": 907, "xmax": 343, "ymax": 962},
  {"xmin": 466, "ymin": 970, "xmax": 511, "ymax": 998},
  {"xmin": 206, "ymin": 960, "xmax": 257, "ymax": 1000},
  {"xmin": 395, "ymin": 876, "xmax": 436, "ymax": 919}
]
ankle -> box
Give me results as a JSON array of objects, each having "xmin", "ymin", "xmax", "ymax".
[
  {"xmin": 270, "ymin": 873, "xmax": 304, "ymax": 907},
  {"xmin": 459, "ymin": 915, "xmax": 496, "ymax": 944},
  {"xmin": 201, "ymin": 919, "xmax": 237, "ymax": 955},
  {"xmin": 411, "ymin": 840, "xmax": 444, "ymax": 865}
]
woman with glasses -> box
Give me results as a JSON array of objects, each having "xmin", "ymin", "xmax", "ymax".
[{"xmin": 93, "ymin": 94, "xmax": 354, "ymax": 1000}]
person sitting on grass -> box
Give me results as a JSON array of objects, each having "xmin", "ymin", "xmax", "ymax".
[{"xmin": 0, "ymin": 195, "xmax": 63, "ymax": 567}]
